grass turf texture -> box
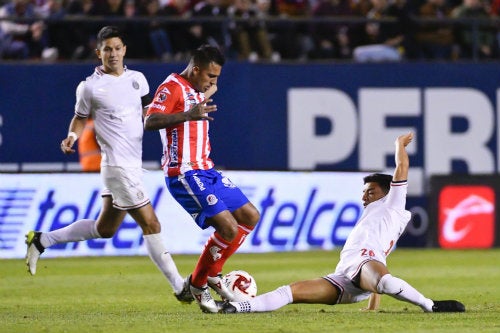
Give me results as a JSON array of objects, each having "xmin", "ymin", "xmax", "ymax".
[{"xmin": 1, "ymin": 249, "xmax": 499, "ymax": 333}]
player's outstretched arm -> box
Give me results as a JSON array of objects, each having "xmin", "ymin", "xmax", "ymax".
[{"xmin": 392, "ymin": 132, "xmax": 413, "ymax": 182}]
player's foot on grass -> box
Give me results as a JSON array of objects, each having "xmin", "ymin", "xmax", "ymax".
[
  {"xmin": 190, "ymin": 281, "xmax": 219, "ymax": 313},
  {"xmin": 432, "ymin": 300, "xmax": 465, "ymax": 312},
  {"xmin": 174, "ymin": 275, "xmax": 194, "ymax": 304},
  {"xmin": 208, "ymin": 274, "xmax": 235, "ymax": 301},
  {"xmin": 25, "ymin": 231, "xmax": 45, "ymax": 275},
  {"xmin": 218, "ymin": 301, "xmax": 238, "ymax": 314}
]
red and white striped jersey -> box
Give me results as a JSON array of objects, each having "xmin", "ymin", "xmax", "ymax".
[{"xmin": 147, "ymin": 73, "xmax": 214, "ymax": 177}]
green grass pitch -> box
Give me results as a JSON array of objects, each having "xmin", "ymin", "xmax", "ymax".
[{"xmin": 1, "ymin": 249, "xmax": 499, "ymax": 333}]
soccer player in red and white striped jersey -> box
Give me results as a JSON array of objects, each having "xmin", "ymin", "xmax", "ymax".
[{"xmin": 145, "ymin": 45, "xmax": 260, "ymax": 313}]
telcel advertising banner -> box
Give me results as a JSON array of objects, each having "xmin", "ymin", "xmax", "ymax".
[{"xmin": 1, "ymin": 170, "xmax": 379, "ymax": 259}]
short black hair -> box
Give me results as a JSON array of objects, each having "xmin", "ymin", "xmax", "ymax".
[
  {"xmin": 191, "ymin": 44, "xmax": 225, "ymax": 68},
  {"xmin": 363, "ymin": 173, "xmax": 393, "ymax": 194},
  {"xmin": 96, "ymin": 26, "xmax": 125, "ymax": 48}
]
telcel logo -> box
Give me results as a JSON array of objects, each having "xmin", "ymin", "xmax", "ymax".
[
  {"xmin": 438, "ymin": 186, "xmax": 495, "ymax": 248},
  {"xmin": 34, "ymin": 188, "xmax": 164, "ymax": 250}
]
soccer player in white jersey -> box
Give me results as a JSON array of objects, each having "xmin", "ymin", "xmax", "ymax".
[
  {"xmin": 145, "ymin": 45, "xmax": 261, "ymax": 313},
  {"xmin": 220, "ymin": 132, "xmax": 465, "ymax": 314},
  {"xmin": 24, "ymin": 26, "xmax": 192, "ymax": 303}
]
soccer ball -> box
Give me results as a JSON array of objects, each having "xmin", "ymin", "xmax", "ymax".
[{"xmin": 223, "ymin": 270, "xmax": 258, "ymax": 301}]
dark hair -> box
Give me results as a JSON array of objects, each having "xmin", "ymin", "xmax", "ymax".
[
  {"xmin": 96, "ymin": 26, "xmax": 125, "ymax": 48},
  {"xmin": 363, "ymin": 173, "xmax": 393, "ymax": 194},
  {"xmin": 191, "ymin": 44, "xmax": 225, "ymax": 68}
]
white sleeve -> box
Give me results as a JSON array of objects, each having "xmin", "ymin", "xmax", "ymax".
[
  {"xmin": 138, "ymin": 72, "xmax": 149, "ymax": 97},
  {"xmin": 74, "ymin": 81, "xmax": 90, "ymax": 118},
  {"xmin": 385, "ymin": 181, "xmax": 408, "ymax": 210}
]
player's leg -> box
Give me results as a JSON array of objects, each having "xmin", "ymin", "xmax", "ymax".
[
  {"xmin": 25, "ymin": 195, "xmax": 120, "ymax": 275},
  {"xmin": 166, "ymin": 171, "xmax": 234, "ymax": 305},
  {"xmin": 192, "ymin": 210, "xmax": 237, "ymax": 302},
  {"xmin": 359, "ymin": 260, "xmax": 435, "ymax": 311},
  {"xmin": 216, "ymin": 201, "xmax": 260, "ymax": 270},
  {"xmin": 107, "ymin": 166, "xmax": 186, "ymax": 301},
  {"xmin": 361, "ymin": 260, "xmax": 465, "ymax": 312},
  {"xmin": 222, "ymin": 278, "xmax": 339, "ymax": 313},
  {"xmin": 128, "ymin": 203, "xmax": 186, "ymax": 301},
  {"xmin": 203, "ymin": 202, "xmax": 260, "ymax": 298},
  {"xmin": 205, "ymin": 172, "xmax": 260, "ymax": 286}
]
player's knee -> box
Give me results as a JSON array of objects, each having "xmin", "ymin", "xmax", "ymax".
[
  {"xmin": 218, "ymin": 222, "xmax": 239, "ymax": 242},
  {"xmin": 248, "ymin": 208, "xmax": 260, "ymax": 227},
  {"xmin": 376, "ymin": 274, "xmax": 402, "ymax": 295},
  {"xmin": 240, "ymin": 206, "xmax": 260, "ymax": 228},
  {"xmin": 139, "ymin": 220, "xmax": 161, "ymax": 235},
  {"xmin": 97, "ymin": 226, "xmax": 116, "ymax": 238}
]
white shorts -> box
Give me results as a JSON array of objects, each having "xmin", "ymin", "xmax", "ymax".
[
  {"xmin": 335, "ymin": 248, "xmax": 387, "ymax": 281},
  {"xmin": 323, "ymin": 273, "xmax": 371, "ymax": 304},
  {"xmin": 325, "ymin": 248, "xmax": 386, "ymax": 304},
  {"xmin": 101, "ymin": 166, "xmax": 150, "ymax": 210}
]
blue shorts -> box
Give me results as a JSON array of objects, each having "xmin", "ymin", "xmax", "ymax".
[{"xmin": 166, "ymin": 169, "xmax": 249, "ymax": 229}]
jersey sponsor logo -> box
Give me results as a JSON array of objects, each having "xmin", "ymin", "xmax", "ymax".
[
  {"xmin": 150, "ymin": 103, "xmax": 165, "ymax": 111},
  {"xmin": 438, "ymin": 186, "xmax": 495, "ymax": 248},
  {"xmin": 193, "ymin": 174, "xmax": 206, "ymax": 191},
  {"xmin": 169, "ymin": 129, "xmax": 179, "ymax": 165}
]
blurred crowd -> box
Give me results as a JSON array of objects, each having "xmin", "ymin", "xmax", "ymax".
[{"xmin": 1, "ymin": 0, "xmax": 500, "ymax": 62}]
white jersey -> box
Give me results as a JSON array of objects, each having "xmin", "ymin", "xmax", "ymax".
[
  {"xmin": 335, "ymin": 181, "xmax": 412, "ymax": 278},
  {"xmin": 74, "ymin": 66, "xmax": 149, "ymax": 168}
]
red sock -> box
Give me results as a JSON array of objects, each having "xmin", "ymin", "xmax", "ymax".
[
  {"xmin": 191, "ymin": 232, "xmax": 230, "ymax": 288},
  {"xmin": 208, "ymin": 224, "xmax": 254, "ymax": 277}
]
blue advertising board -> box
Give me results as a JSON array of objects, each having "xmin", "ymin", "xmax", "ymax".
[{"xmin": 2, "ymin": 62, "xmax": 499, "ymax": 175}]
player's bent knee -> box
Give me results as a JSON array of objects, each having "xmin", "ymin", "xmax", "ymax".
[
  {"xmin": 376, "ymin": 274, "xmax": 402, "ymax": 295},
  {"xmin": 97, "ymin": 228, "xmax": 116, "ymax": 238},
  {"xmin": 218, "ymin": 223, "xmax": 239, "ymax": 241}
]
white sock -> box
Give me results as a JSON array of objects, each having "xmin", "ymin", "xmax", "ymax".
[
  {"xmin": 40, "ymin": 219, "xmax": 101, "ymax": 248},
  {"xmin": 143, "ymin": 233, "xmax": 184, "ymax": 293},
  {"xmin": 376, "ymin": 274, "xmax": 434, "ymax": 312},
  {"xmin": 232, "ymin": 285, "xmax": 293, "ymax": 312}
]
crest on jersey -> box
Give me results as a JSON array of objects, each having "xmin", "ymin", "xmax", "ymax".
[
  {"xmin": 156, "ymin": 92, "xmax": 167, "ymax": 102},
  {"xmin": 186, "ymin": 93, "xmax": 197, "ymax": 105},
  {"xmin": 206, "ymin": 194, "xmax": 218, "ymax": 206},
  {"xmin": 132, "ymin": 80, "xmax": 139, "ymax": 89}
]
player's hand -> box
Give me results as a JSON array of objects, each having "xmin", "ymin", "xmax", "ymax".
[
  {"xmin": 360, "ymin": 293, "xmax": 380, "ymax": 311},
  {"xmin": 396, "ymin": 132, "xmax": 413, "ymax": 148},
  {"xmin": 60, "ymin": 137, "xmax": 76, "ymax": 154},
  {"xmin": 187, "ymin": 99, "xmax": 217, "ymax": 121},
  {"xmin": 204, "ymin": 84, "xmax": 217, "ymax": 99}
]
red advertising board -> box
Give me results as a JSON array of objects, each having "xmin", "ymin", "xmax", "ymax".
[{"xmin": 438, "ymin": 185, "xmax": 495, "ymax": 248}]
